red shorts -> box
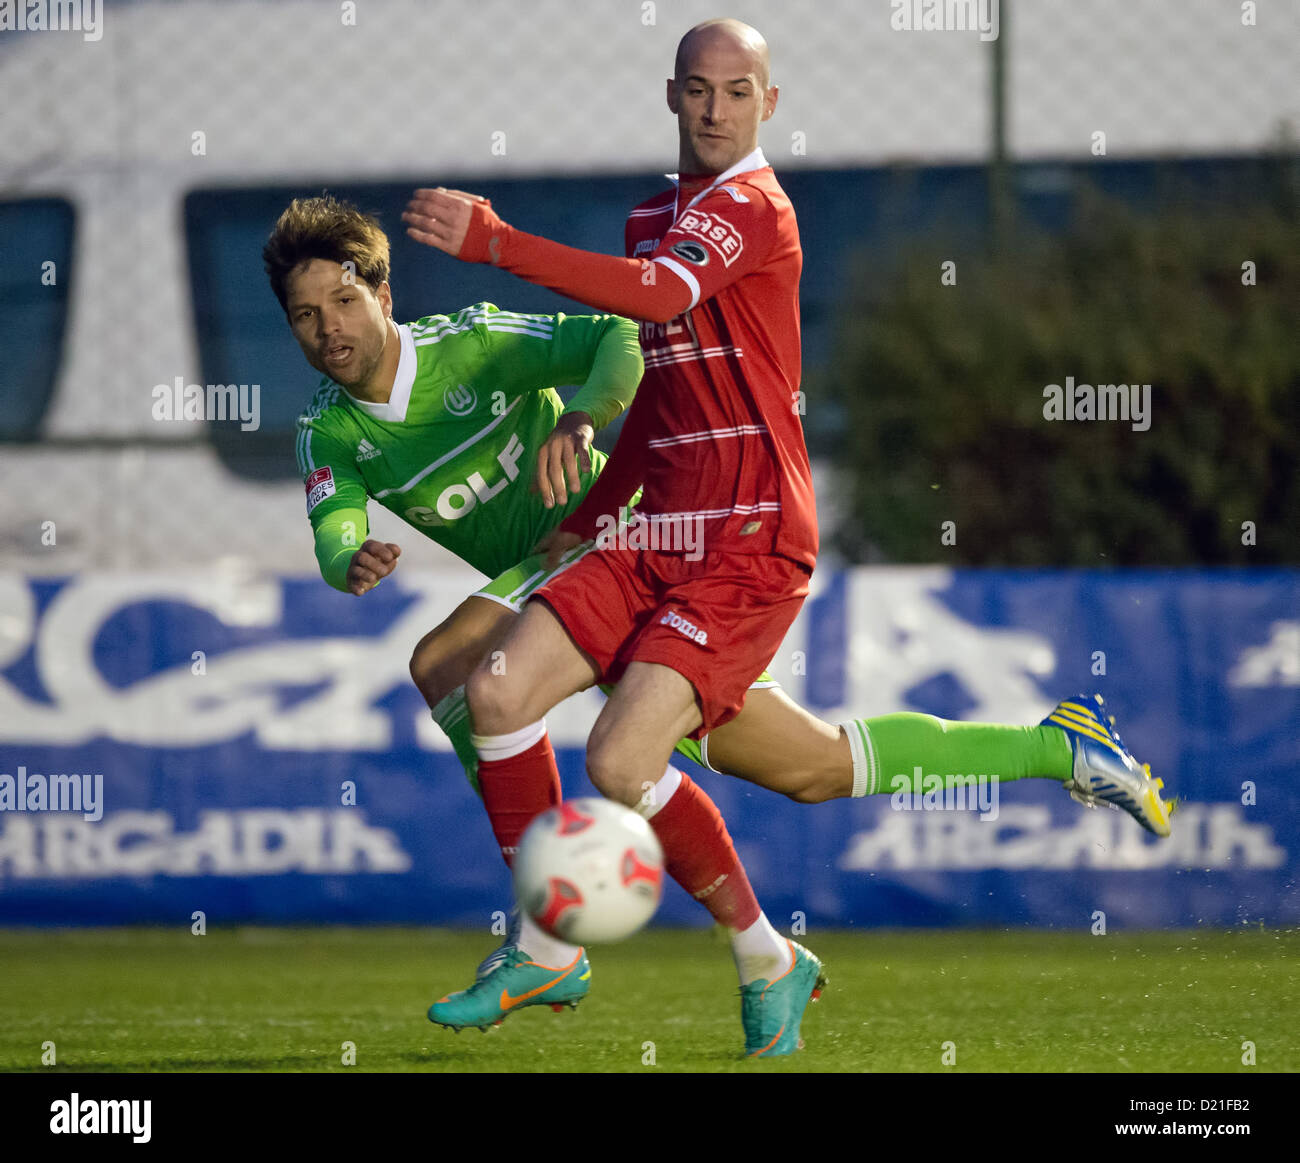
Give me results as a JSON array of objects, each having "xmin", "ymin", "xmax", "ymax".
[{"xmin": 532, "ymin": 546, "xmax": 810, "ymax": 736}]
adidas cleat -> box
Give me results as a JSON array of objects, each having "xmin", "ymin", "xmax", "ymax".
[
  {"xmin": 741, "ymin": 940, "xmax": 827, "ymax": 1058},
  {"xmin": 1043, "ymin": 693, "xmax": 1173, "ymax": 837},
  {"xmin": 428, "ymin": 947, "xmax": 590, "ymax": 1032}
]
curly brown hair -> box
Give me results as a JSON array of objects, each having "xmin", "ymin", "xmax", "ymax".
[{"xmin": 263, "ymin": 194, "xmax": 391, "ymax": 314}]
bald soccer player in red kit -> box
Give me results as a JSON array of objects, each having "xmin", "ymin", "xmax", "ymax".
[{"xmin": 404, "ymin": 18, "xmax": 822, "ymax": 1058}]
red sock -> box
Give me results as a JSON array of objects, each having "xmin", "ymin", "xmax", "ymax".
[
  {"xmin": 648, "ymin": 773, "xmax": 761, "ymax": 930},
  {"xmin": 478, "ymin": 734, "xmax": 562, "ymax": 868}
]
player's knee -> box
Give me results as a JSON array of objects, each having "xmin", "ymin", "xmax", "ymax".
[
  {"xmin": 585, "ymin": 741, "xmax": 641, "ymax": 807},
  {"xmin": 408, "ymin": 636, "xmax": 445, "ymax": 703},
  {"xmin": 409, "ymin": 629, "xmax": 463, "ymax": 707},
  {"xmin": 464, "ymin": 661, "xmax": 521, "ymax": 736}
]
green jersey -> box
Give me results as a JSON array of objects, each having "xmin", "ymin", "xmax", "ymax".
[{"xmin": 295, "ymin": 303, "xmax": 642, "ymax": 589}]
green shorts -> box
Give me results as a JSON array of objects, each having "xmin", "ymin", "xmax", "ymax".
[
  {"xmin": 472, "ymin": 545, "xmax": 779, "ymax": 772},
  {"xmin": 472, "ymin": 544, "xmax": 593, "ymax": 614}
]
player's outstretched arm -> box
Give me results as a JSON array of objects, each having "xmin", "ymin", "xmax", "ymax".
[
  {"xmin": 345, "ymin": 539, "xmax": 401, "ymax": 596},
  {"xmin": 403, "ymin": 188, "xmax": 693, "ymax": 323}
]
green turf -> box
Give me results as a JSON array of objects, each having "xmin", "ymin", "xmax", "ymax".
[{"xmin": 0, "ymin": 927, "xmax": 1295, "ymax": 1073}]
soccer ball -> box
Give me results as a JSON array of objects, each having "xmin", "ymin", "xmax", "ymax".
[{"xmin": 514, "ymin": 798, "xmax": 664, "ymax": 944}]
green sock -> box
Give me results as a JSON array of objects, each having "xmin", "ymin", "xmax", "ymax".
[
  {"xmin": 842, "ymin": 713, "xmax": 1073, "ymax": 797},
  {"xmin": 431, "ymin": 686, "xmax": 481, "ymax": 797}
]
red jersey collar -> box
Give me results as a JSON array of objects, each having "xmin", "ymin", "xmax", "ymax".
[{"xmin": 666, "ymin": 147, "xmax": 770, "ymax": 212}]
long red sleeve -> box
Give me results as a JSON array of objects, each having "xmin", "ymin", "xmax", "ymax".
[{"xmin": 458, "ymin": 201, "xmax": 693, "ymax": 324}]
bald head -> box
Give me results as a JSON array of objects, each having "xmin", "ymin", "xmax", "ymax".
[
  {"xmin": 675, "ymin": 18, "xmax": 770, "ymax": 89},
  {"xmin": 668, "ymin": 19, "xmax": 777, "ymax": 175}
]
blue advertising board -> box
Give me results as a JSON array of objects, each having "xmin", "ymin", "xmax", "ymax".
[{"xmin": 1, "ymin": 568, "xmax": 1296, "ymax": 928}]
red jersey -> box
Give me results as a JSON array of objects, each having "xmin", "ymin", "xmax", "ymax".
[{"xmin": 561, "ymin": 149, "xmax": 817, "ymax": 570}]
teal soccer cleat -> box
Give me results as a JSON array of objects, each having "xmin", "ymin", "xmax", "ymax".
[
  {"xmin": 741, "ymin": 940, "xmax": 827, "ymax": 1058},
  {"xmin": 473, "ymin": 908, "xmax": 522, "ymax": 981},
  {"xmin": 429, "ymin": 947, "xmax": 591, "ymax": 1032},
  {"xmin": 1043, "ymin": 693, "xmax": 1173, "ymax": 837}
]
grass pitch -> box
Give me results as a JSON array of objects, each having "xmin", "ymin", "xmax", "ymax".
[{"xmin": 0, "ymin": 927, "xmax": 1295, "ymax": 1073}]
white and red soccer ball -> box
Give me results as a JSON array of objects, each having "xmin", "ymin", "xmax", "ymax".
[{"xmin": 514, "ymin": 798, "xmax": 664, "ymax": 944}]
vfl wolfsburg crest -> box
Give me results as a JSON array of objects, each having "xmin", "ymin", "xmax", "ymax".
[{"xmin": 443, "ymin": 383, "xmax": 478, "ymax": 416}]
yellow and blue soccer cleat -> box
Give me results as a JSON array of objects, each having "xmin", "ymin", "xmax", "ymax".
[
  {"xmin": 428, "ymin": 947, "xmax": 591, "ymax": 1032},
  {"xmin": 741, "ymin": 940, "xmax": 827, "ymax": 1058},
  {"xmin": 1043, "ymin": 693, "xmax": 1173, "ymax": 837}
]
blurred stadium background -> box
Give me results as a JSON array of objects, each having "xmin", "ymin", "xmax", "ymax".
[{"xmin": 1, "ymin": 0, "xmax": 1297, "ymax": 941}]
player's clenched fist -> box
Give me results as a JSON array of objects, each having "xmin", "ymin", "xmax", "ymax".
[{"xmin": 347, "ymin": 539, "xmax": 401, "ymax": 596}]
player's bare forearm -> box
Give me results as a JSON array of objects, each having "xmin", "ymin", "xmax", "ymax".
[{"xmin": 346, "ymin": 539, "xmax": 401, "ymax": 596}]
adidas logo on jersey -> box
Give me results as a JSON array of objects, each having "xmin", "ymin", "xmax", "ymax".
[{"xmin": 355, "ymin": 439, "xmax": 382, "ymax": 461}]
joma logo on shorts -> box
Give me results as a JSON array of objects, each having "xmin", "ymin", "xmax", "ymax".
[{"xmin": 660, "ymin": 609, "xmax": 708, "ymax": 645}]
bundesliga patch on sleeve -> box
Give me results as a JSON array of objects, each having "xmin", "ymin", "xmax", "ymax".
[
  {"xmin": 669, "ymin": 240, "xmax": 709, "ymax": 266},
  {"xmin": 305, "ymin": 465, "xmax": 336, "ymax": 514},
  {"xmin": 671, "ymin": 209, "xmax": 744, "ymax": 267}
]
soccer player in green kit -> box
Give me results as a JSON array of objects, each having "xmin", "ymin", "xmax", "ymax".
[{"xmin": 264, "ymin": 193, "xmax": 1171, "ymax": 1036}]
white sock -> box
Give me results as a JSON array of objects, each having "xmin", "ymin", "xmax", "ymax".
[
  {"xmin": 517, "ymin": 910, "xmax": 582, "ymax": 968},
  {"xmin": 842, "ymin": 719, "xmax": 879, "ymax": 797},
  {"xmin": 731, "ymin": 913, "xmax": 792, "ymax": 985},
  {"xmin": 635, "ymin": 764, "xmax": 682, "ymax": 819},
  {"xmin": 471, "ymin": 718, "xmax": 547, "ymax": 761}
]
